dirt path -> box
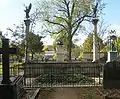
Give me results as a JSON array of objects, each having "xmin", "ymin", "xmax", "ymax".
[
  {"xmin": 36, "ymin": 87, "xmax": 103, "ymax": 99},
  {"xmin": 51, "ymin": 88, "xmax": 79, "ymax": 99}
]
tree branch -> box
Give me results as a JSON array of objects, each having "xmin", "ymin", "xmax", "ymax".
[
  {"xmin": 45, "ymin": 19, "xmax": 67, "ymax": 30},
  {"xmin": 72, "ymin": 11, "xmax": 93, "ymax": 27},
  {"xmin": 72, "ymin": 17, "xmax": 85, "ymax": 36},
  {"xmin": 71, "ymin": 2, "xmax": 75, "ymax": 16},
  {"xmin": 54, "ymin": 15, "xmax": 68, "ymax": 24},
  {"xmin": 72, "ymin": 14, "xmax": 87, "ymax": 27},
  {"xmin": 58, "ymin": 9, "xmax": 68, "ymax": 13},
  {"xmin": 63, "ymin": 0, "xmax": 70, "ymax": 17},
  {"xmin": 84, "ymin": 19, "xmax": 92, "ymax": 22},
  {"xmin": 46, "ymin": 29, "xmax": 63, "ymax": 34},
  {"xmin": 57, "ymin": 3, "xmax": 67, "ymax": 11}
]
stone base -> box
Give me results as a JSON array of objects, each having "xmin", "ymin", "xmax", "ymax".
[
  {"xmin": 103, "ymin": 80, "xmax": 120, "ymax": 89},
  {"xmin": 103, "ymin": 62, "xmax": 120, "ymax": 89},
  {"xmin": 0, "ymin": 84, "xmax": 17, "ymax": 99},
  {"xmin": 107, "ymin": 51, "xmax": 117, "ymax": 62},
  {"xmin": 56, "ymin": 54, "xmax": 64, "ymax": 62}
]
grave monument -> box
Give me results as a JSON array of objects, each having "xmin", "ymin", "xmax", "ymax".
[
  {"xmin": 107, "ymin": 30, "xmax": 117, "ymax": 62},
  {"xmin": 56, "ymin": 38, "xmax": 65, "ymax": 62},
  {"xmin": 0, "ymin": 36, "xmax": 24, "ymax": 98},
  {"xmin": 0, "ymin": 38, "xmax": 17, "ymax": 98},
  {"xmin": 103, "ymin": 30, "xmax": 120, "ymax": 98}
]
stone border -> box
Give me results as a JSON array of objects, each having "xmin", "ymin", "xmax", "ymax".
[{"xmin": 31, "ymin": 88, "xmax": 40, "ymax": 99}]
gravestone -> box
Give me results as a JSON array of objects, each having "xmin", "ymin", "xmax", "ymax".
[{"xmin": 0, "ymin": 39, "xmax": 24, "ymax": 99}]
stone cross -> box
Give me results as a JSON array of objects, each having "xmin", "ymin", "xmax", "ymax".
[{"xmin": 0, "ymin": 39, "xmax": 17, "ymax": 84}]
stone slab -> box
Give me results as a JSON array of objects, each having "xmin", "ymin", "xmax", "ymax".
[{"xmin": 103, "ymin": 62, "xmax": 120, "ymax": 89}]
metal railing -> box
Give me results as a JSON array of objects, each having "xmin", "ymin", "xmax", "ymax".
[
  {"xmin": 23, "ymin": 62, "xmax": 103, "ymax": 88},
  {"xmin": 0, "ymin": 63, "xmax": 24, "ymax": 77},
  {"xmin": 0, "ymin": 62, "xmax": 103, "ymax": 88}
]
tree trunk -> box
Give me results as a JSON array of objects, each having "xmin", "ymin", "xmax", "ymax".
[
  {"xmin": 31, "ymin": 52, "xmax": 34, "ymax": 60},
  {"xmin": 67, "ymin": 34, "xmax": 72, "ymax": 61}
]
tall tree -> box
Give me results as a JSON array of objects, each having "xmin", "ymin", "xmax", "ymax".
[
  {"xmin": 6, "ymin": 24, "xmax": 44, "ymax": 60},
  {"xmin": 6, "ymin": 23, "xmax": 25, "ymax": 61},
  {"xmin": 36, "ymin": 0, "xmax": 99, "ymax": 61},
  {"xmin": 82, "ymin": 33, "xmax": 104, "ymax": 52},
  {"xmin": 27, "ymin": 32, "xmax": 44, "ymax": 59}
]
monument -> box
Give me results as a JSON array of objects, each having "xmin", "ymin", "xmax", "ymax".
[
  {"xmin": 0, "ymin": 39, "xmax": 17, "ymax": 98},
  {"xmin": 24, "ymin": 3, "xmax": 32, "ymax": 62},
  {"xmin": 92, "ymin": 2, "xmax": 99, "ymax": 62},
  {"xmin": 56, "ymin": 38, "xmax": 65, "ymax": 62},
  {"xmin": 103, "ymin": 30, "xmax": 120, "ymax": 98},
  {"xmin": 107, "ymin": 30, "xmax": 117, "ymax": 62}
]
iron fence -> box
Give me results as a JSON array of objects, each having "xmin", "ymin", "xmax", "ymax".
[
  {"xmin": 23, "ymin": 62, "xmax": 103, "ymax": 88},
  {"xmin": 0, "ymin": 62, "xmax": 103, "ymax": 88}
]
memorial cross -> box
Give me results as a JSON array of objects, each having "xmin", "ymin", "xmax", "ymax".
[{"xmin": 0, "ymin": 39, "xmax": 17, "ymax": 84}]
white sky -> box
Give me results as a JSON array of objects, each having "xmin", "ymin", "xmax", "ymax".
[{"xmin": 0, "ymin": 0, "xmax": 34, "ymax": 32}]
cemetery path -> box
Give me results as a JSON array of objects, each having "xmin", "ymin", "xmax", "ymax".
[
  {"xmin": 51, "ymin": 88, "xmax": 79, "ymax": 99},
  {"xmin": 36, "ymin": 87, "xmax": 103, "ymax": 99}
]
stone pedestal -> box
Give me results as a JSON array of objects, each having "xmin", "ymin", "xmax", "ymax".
[
  {"xmin": 0, "ymin": 84, "xmax": 17, "ymax": 99},
  {"xmin": 0, "ymin": 76, "xmax": 25, "ymax": 99},
  {"xmin": 107, "ymin": 51, "xmax": 117, "ymax": 62},
  {"xmin": 56, "ymin": 45, "xmax": 65, "ymax": 62},
  {"xmin": 103, "ymin": 62, "xmax": 120, "ymax": 89}
]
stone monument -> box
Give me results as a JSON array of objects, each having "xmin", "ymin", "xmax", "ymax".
[
  {"xmin": 0, "ymin": 39, "xmax": 17, "ymax": 99},
  {"xmin": 56, "ymin": 38, "xmax": 65, "ymax": 62},
  {"xmin": 103, "ymin": 30, "xmax": 119, "ymax": 99},
  {"xmin": 92, "ymin": 2, "xmax": 99, "ymax": 62},
  {"xmin": 24, "ymin": 3, "xmax": 32, "ymax": 62},
  {"xmin": 107, "ymin": 30, "xmax": 117, "ymax": 62}
]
